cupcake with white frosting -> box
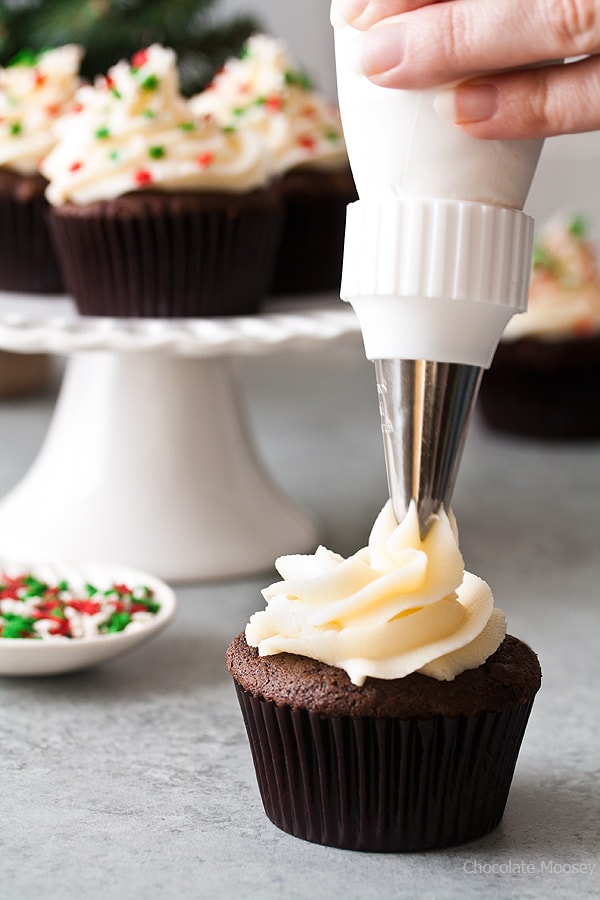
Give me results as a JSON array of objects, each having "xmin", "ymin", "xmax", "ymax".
[
  {"xmin": 191, "ymin": 34, "xmax": 356, "ymax": 295},
  {"xmin": 0, "ymin": 44, "xmax": 82, "ymax": 293},
  {"xmin": 41, "ymin": 44, "xmax": 280, "ymax": 317},
  {"xmin": 479, "ymin": 213, "xmax": 600, "ymax": 438},
  {"xmin": 227, "ymin": 500, "xmax": 541, "ymax": 852}
]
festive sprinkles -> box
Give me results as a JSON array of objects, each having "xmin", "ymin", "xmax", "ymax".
[
  {"xmin": 0, "ymin": 573, "xmax": 161, "ymax": 641},
  {"xmin": 0, "ymin": 45, "xmax": 82, "ymax": 173},
  {"xmin": 187, "ymin": 33, "xmax": 348, "ymax": 178},
  {"xmin": 40, "ymin": 43, "xmax": 271, "ymax": 204}
]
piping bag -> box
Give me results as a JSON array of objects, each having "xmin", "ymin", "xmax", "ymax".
[{"xmin": 333, "ymin": 18, "xmax": 544, "ymax": 536}]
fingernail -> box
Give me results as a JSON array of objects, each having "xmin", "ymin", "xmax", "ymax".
[
  {"xmin": 330, "ymin": 0, "xmax": 369, "ymax": 28},
  {"xmin": 361, "ymin": 25, "xmax": 405, "ymax": 76},
  {"xmin": 435, "ymin": 83, "xmax": 499, "ymax": 124}
]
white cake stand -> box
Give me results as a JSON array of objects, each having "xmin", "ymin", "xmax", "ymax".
[{"xmin": 0, "ymin": 294, "xmax": 361, "ymax": 581}]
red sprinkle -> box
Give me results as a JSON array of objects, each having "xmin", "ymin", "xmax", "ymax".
[
  {"xmin": 69, "ymin": 161, "xmax": 83, "ymax": 173},
  {"xmin": 297, "ymin": 135, "xmax": 317, "ymax": 151},
  {"xmin": 68, "ymin": 600, "xmax": 102, "ymax": 616},
  {"xmin": 131, "ymin": 49, "xmax": 149, "ymax": 69},
  {"xmin": 266, "ymin": 96, "xmax": 283, "ymax": 112},
  {"xmin": 134, "ymin": 169, "xmax": 153, "ymax": 185},
  {"xmin": 197, "ymin": 152, "xmax": 214, "ymax": 168}
]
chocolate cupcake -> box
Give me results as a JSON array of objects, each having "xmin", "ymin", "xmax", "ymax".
[
  {"xmin": 479, "ymin": 213, "xmax": 600, "ymax": 439},
  {"xmin": 227, "ymin": 501, "xmax": 541, "ymax": 852},
  {"xmin": 191, "ymin": 34, "xmax": 356, "ymax": 296},
  {"xmin": 0, "ymin": 45, "xmax": 82, "ymax": 293},
  {"xmin": 41, "ymin": 45, "xmax": 280, "ymax": 317}
]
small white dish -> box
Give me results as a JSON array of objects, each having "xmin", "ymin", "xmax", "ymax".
[{"xmin": 0, "ymin": 560, "xmax": 177, "ymax": 677}]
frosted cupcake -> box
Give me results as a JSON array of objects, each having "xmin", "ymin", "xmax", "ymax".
[
  {"xmin": 479, "ymin": 213, "xmax": 600, "ymax": 438},
  {"xmin": 41, "ymin": 45, "xmax": 280, "ymax": 317},
  {"xmin": 227, "ymin": 501, "xmax": 541, "ymax": 852},
  {"xmin": 0, "ymin": 45, "xmax": 82, "ymax": 293},
  {"xmin": 191, "ymin": 34, "xmax": 356, "ymax": 295}
]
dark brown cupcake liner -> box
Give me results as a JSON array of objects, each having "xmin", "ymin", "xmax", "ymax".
[
  {"xmin": 49, "ymin": 190, "xmax": 282, "ymax": 318},
  {"xmin": 270, "ymin": 169, "xmax": 357, "ymax": 296},
  {"xmin": 234, "ymin": 681, "xmax": 535, "ymax": 852},
  {"xmin": 0, "ymin": 170, "xmax": 64, "ymax": 294},
  {"xmin": 478, "ymin": 335, "xmax": 600, "ymax": 439}
]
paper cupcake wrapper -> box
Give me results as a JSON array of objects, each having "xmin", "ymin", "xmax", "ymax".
[
  {"xmin": 270, "ymin": 170, "xmax": 356, "ymax": 295},
  {"xmin": 235, "ymin": 682, "xmax": 535, "ymax": 852},
  {"xmin": 49, "ymin": 197, "xmax": 282, "ymax": 318},
  {"xmin": 0, "ymin": 183, "xmax": 64, "ymax": 294},
  {"xmin": 478, "ymin": 336, "xmax": 600, "ymax": 439}
]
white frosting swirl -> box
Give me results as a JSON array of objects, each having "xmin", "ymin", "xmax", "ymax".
[
  {"xmin": 189, "ymin": 34, "xmax": 348, "ymax": 176},
  {"xmin": 246, "ymin": 501, "xmax": 506, "ymax": 686},
  {"xmin": 0, "ymin": 45, "xmax": 82, "ymax": 175},
  {"xmin": 504, "ymin": 213, "xmax": 600, "ymax": 341},
  {"xmin": 40, "ymin": 44, "xmax": 271, "ymax": 205}
]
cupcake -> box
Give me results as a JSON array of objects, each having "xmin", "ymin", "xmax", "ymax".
[
  {"xmin": 479, "ymin": 213, "xmax": 600, "ymax": 438},
  {"xmin": 227, "ymin": 501, "xmax": 541, "ymax": 852},
  {"xmin": 0, "ymin": 45, "xmax": 82, "ymax": 293},
  {"xmin": 191, "ymin": 34, "xmax": 357, "ymax": 295},
  {"xmin": 40, "ymin": 45, "xmax": 280, "ymax": 318}
]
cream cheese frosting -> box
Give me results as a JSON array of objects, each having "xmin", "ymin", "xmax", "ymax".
[
  {"xmin": 40, "ymin": 44, "xmax": 271, "ymax": 205},
  {"xmin": 189, "ymin": 34, "xmax": 348, "ymax": 177},
  {"xmin": 246, "ymin": 501, "xmax": 506, "ymax": 686},
  {"xmin": 0, "ymin": 45, "xmax": 82, "ymax": 175},
  {"xmin": 503, "ymin": 213, "xmax": 600, "ymax": 341}
]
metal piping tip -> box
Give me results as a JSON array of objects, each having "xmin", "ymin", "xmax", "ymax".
[{"xmin": 374, "ymin": 359, "xmax": 483, "ymax": 538}]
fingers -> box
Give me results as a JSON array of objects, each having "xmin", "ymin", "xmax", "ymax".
[
  {"xmin": 435, "ymin": 55, "xmax": 600, "ymax": 139},
  {"xmin": 331, "ymin": 0, "xmax": 439, "ymax": 30},
  {"xmin": 336, "ymin": 0, "xmax": 600, "ymax": 88},
  {"xmin": 331, "ymin": 0, "xmax": 600, "ymax": 138}
]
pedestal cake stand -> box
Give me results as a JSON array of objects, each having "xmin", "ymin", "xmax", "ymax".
[{"xmin": 0, "ymin": 294, "xmax": 361, "ymax": 581}]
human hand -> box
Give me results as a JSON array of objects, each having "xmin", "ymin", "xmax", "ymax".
[{"xmin": 330, "ymin": 0, "xmax": 600, "ymax": 140}]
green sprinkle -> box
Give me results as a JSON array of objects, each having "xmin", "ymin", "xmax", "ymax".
[
  {"xmin": 532, "ymin": 243, "xmax": 556, "ymax": 272},
  {"xmin": 232, "ymin": 107, "xmax": 246, "ymax": 117},
  {"xmin": 95, "ymin": 126, "xmax": 110, "ymax": 140},
  {"xmin": 284, "ymin": 69, "xmax": 312, "ymax": 90},
  {"xmin": 101, "ymin": 611, "xmax": 132, "ymax": 633},
  {"xmin": 1, "ymin": 613, "xmax": 36, "ymax": 638},
  {"xmin": 141, "ymin": 75, "xmax": 159, "ymax": 91},
  {"xmin": 86, "ymin": 583, "xmax": 98, "ymax": 597},
  {"xmin": 148, "ymin": 145, "xmax": 165, "ymax": 159},
  {"xmin": 324, "ymin": 129, "xmax": 340, "ymax": 142},
  {"xmin": 24, "ymin": 576, "xmax": 46, "ymax": 596},
  {"xmin": 568, "ymin": 215, "xmax": 588, "ymax": 239},
  {"xmin": 222, "ymin": 125, "xmax": 236, "ymax": 133},
  {"xmin": 108, "ymin": 149, "xmax": 120, "ymax": 162},
  {"xmin": 9, "ymin": 122, "xmax": 22, "ymax": 137},
  {"xmin": 143, "ymin": 109, "xmax": 156, "ymax": 119},
  {"xmin": 179, "ymin": 121, "xmax": 195, "ymax": 132},
  {"xmin": 111, "ymin": 88, "xmax": 122, "ymax": 100}
]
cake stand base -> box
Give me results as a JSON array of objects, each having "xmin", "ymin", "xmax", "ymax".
[{"xmin": 0, "ymin": 351, "xmax": 318, "ymax": 582}]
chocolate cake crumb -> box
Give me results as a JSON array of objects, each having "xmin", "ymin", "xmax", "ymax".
[{"xmin": 226, "ymin": 632, "xmax": 542, "ymax": 719}]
